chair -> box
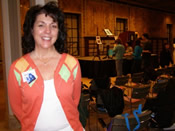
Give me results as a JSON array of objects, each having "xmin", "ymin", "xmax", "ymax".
[
  {"xmin": 152, "ymin": 78, "xmax": 169, "ymax": 95},
  {"xmin": 124, "ymin": 84, "xmax": 151, "ymax": 110},
  {"xmin": 89, "ymin": 76, "xmax": 111, "ymax": 100},
  {"xmin": 164, "ymin": 66, "xmax": 175, "ymax": 76},
  {"xmin": 88, "ymin": 77, "xmax": 111, "ymax": 130},
  {"xmin": 110, "ymin": 110, "xmax": 152, "ymax": 131},
  {"xmin": 115, "ymin": 75, "xmax": 129, "ymax": 86},
  {"xmin": 79, "ymin": 82, "xmax": 91, "ymax": 127},
  {"xmin": 156, "ymin": 68, "xmax": 166, "ymax": 76},
  {"xmin": 131, "ymin": 72, "xmax": 144, "ymax": 83}
]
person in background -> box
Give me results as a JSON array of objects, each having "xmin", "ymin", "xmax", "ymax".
[
  {"xmin": 131, "ymin": 39, "xmax": 142, "ymax": 73},
  {"xmin": 125, "ymin": 41, "xmax": 133, "ymax": 54},
  {"xmin": 123, "ymin": 41, "xmax": 133, "ymax": 75},
  {"xmin": 103, "ymin": 36, "xmax": 111, "ymax": 59},
  {"xmin": 141, "ymin": 33, "xmax": 152, "ymax": 69},
  {"xmin": 141, "ymin": 33, "xmax": 156, "ymax": 82},
  {"xmin": 8, "ymin": 2, "xmax": 84, "ymax": 131},
  {"xmin": 113, "ymin": 39, "xmax": 125, "ymax": 76},
  {"xmin": 160, "ymin": 43, "xmax": 173, "ymax": 68}
]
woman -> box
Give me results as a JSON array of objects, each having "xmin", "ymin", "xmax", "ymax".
[
  {"xmin": 113, "ymin": 39, "xmax": 125, "ymax": 76},
  {"xmin": 131, "ymin": 39, "xmax": 142, "ymax": 73},
  {"xmin": 123, "ymin": 41, "xmax": 133, "ymax": 75},
  {"xmin": 141, "ymin": 33, "xmax": 152, "ymax": 70},
  {"xmin": 8, "ymin": 2, "xmax": 83, "ymax": 131}
]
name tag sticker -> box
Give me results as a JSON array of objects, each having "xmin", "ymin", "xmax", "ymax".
[{"xmin": 22, "ymin": 69, "xmax": 37, "ymax": 84}]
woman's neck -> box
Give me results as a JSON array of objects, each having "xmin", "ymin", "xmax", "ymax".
[
  {"xmin": 30, "ymin": 47, "xmax": 60, "ymax": 66},
  {"xmin": 32, "ymin": 47, "xmax": 57, "ymax": 59}
]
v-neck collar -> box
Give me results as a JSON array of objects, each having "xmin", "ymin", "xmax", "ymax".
[{"xmin": 24, "ymin": 53, "xmax": 67, "ymax": 81}]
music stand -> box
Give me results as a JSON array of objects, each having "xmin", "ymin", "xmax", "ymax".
[
  {"xmin": 103, "ymin": 29, "xmax": 114, "ymax": 59},
  {"xmin": 93, "ymin": 36, "xmax": 102, "ymax": 60}
]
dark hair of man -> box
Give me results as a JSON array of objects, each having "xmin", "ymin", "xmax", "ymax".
[
  {"xmin": 142, "ymin": 33, "xmax": 149, "ymax": 39},
  {"xmin": 127, "ymin": 41, "xmax": 132, "ymax": 46},
  {"xmin": 22, "ymin": 1, "xmax": 66, "ymax": 54},
  {"xmin": 115, "ymin": 39, "xmax": 122, "ymax": 44},
  {"xmin": 135, "ymin": 39, "xmax": 141, "ymax": 46}
]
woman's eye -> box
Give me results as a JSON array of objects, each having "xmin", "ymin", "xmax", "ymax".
[
  {"xmin": 38, "ymin": 24, "xmax": 43, "ymax": 27},
  {"xmin": 52, "ymin": 25, "xmax": 58, "ymax": 28}
]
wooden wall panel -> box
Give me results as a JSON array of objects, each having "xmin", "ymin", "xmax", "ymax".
[
  {"xmin": 84, "ymin": 0, "xmax": 130, "ymax": 36},
  {"xmin": 60, "ymin": 0, "xmax": 175, "ymax": 38},
  {"xmin": 60, "ymin": 0, "xmax": 175, "ymax": 56},
  {"xmin": 60, "ymin": 0, "xmax": 82, "ymax": 13},
  {"xmin": 84, "ymin": 0, "xmax": 114, "ymax": 36},
  {"xmin": 129, "ymin": 7, "xmax": 175, "ymax": 38}
]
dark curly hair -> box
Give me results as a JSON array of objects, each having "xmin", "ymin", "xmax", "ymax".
[
  {"xmin": 22, "ymin": 1, "xmax": 66, "ymax": 54},
  {"xmin": 135, "ymin": 39, "xmax": 141, "ymax": 46}
]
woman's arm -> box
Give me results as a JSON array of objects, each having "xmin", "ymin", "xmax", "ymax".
[
  {"xmin": 72, "ymin": 60, "xmax": 82, "ymax": 107},
  {"xmin": 8, "ymin": 64, "xmax": 22, "ymax": 121}
]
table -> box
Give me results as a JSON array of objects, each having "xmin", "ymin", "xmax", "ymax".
[{"xmin": 78, "ymin": 56, "xmax": 116, "ymax": 78}]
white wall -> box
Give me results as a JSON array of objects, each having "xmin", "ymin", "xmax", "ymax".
[{"xmin": 1, "ymin": 0, "xmax": 22, "ymax": 129}]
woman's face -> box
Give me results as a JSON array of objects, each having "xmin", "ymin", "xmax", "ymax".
[{"xmin": 32, "ymin": 13, "xmax": 58, "ymax": 49}]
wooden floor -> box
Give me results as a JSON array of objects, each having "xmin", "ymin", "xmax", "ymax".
[{"xmin": 0, "ymin": 76, "xmax": 149, "ymax": 131}]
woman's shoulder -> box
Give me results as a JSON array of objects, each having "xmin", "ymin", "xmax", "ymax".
[
  {"xmin": 135, "ymin": 45, "xmax": 139, "ymax": 49},
  {"xmin": 134, "ymin": 45, "xmax": 142, "ymax": 51},
  {"xmin": 11, "ymin": 54, "xmax": 28, "ymax": 64},
  {"xmin": 10, "ymin": 54, "xmax": 30, "ymax": 70},
  {"xmin": 63, "ymin": 53, "xmax": 78, "ymax": 61},
  {"xmin": 136, "ymin": 45, "xmax": 142, "ymax": 49},
  {"xmin": 63, "ymin": 53, "xmax": 79, "ymax": 69}
]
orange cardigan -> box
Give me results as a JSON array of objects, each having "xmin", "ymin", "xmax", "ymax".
[{"xmin": 8, "ymin": 53, "xmax": 83, "ymax": 131}]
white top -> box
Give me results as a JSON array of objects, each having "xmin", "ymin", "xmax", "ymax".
[{"xmin": 34, "ymin": 79, "xmax": 73, "ymax": 131}]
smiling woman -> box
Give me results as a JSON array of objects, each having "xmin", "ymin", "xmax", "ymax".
[{"xmin": 8, "ymin": 2, "xmax": 84, "ymax": 131}]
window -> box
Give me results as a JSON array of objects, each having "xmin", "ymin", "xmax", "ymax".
[
  {"xmin": 115, "ymin": 18, "xmax": 128, "ymax": 36},
  {"xmin": 64, "ymin": 13, "xmax": 80, "ymax": 56}
]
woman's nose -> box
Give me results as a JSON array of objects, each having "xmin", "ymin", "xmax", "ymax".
[{"xmin": 45, "ymin": 26, "xmax": 51, "ymax": 33}]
